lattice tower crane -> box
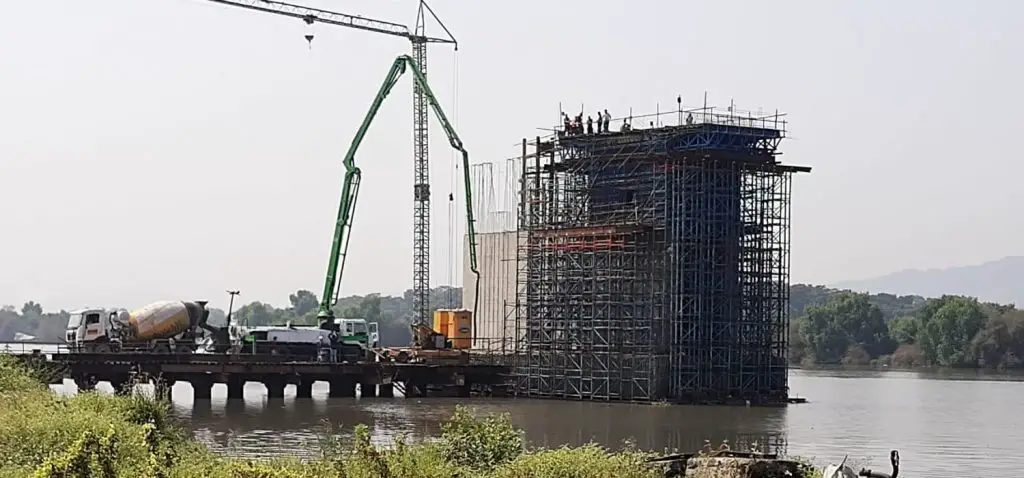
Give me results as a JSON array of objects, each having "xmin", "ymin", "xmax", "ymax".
[{"xmin": 196, "ymin": 0, "xmax": 457, "ymax": 327}]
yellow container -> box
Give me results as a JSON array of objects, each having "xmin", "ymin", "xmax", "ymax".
[
  {"xmin": 432, "ymin": 309, "xmax": 450, "ymax": 339},
  {"xmin": 432, "ymin": 309, "xmax": 473, "ymax": 349}
]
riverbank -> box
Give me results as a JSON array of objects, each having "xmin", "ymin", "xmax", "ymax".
[{"xmin": 0, "ymin": 357, "xmax": 827, "ymax": 478}]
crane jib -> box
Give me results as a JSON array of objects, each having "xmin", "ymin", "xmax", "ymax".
[{"xmin": 200, "ymin": 0, "xmax": 456, "ymax": 44}]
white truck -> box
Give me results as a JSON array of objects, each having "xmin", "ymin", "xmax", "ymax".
[
  {"xmin": 65, "ymin": 300, "xmax": 214, "ymax": 354},
  {"xmin": 238, "ymin": 318, "xmax": 379, "ymax": 362}
]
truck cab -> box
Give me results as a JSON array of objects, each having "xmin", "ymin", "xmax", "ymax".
[
  {"xmin": 66, "ymin": 308, "xmax": 112, "ymax": 347},
  {"xmin": 335, "ymin": 318, "xmax": 379, "ymax": 348}
]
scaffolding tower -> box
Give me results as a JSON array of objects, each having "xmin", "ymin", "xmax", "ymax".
[{"xmin": 513, "ymin": 107, "xmax": 810, "ymax": 404}]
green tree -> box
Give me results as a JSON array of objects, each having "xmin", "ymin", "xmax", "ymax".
[
  {"xmin": 288, "ymin": 290, "xmax": 319, "ymax": 317},
  {"xmin": 888, "ymin": 316, "xmax": 920, "ymax": 345},
  {"xmin": 788, "ymin": 316, "xmax": 810, "ymax": 364},
  {"xmin": 917, "ymin": 295, "xmax": 987, "ymax": 367},
  {"xmin": 800, "ymin": 292, "xmax": 891, "ymax": 364},
  {"xmin": 233, "ymin": 302, "xmax": 279, "ymax": 327},
  {"xmin": 968, "ymin": 308, "xmax": 1024, "ymax": 369},
  {"xmin": 789, "ymin": 284, "xmax": 835, "ymax": 318},
  {"xmin": 20, "ymin": 301, "xmax": 43, "ymax": 319}
]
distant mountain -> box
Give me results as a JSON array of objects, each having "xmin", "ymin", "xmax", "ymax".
[{"xmin": 832, "ymin": 256, "xmax": 1024, "ymax": 306}]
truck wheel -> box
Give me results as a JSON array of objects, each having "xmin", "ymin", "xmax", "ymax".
[{"xmin": 152, "ymin": 344, "xmax": 171, "ymax": 355}]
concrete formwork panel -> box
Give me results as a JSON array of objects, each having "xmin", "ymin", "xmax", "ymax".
[{"xmin": 463, "ymin": 231, "xmax": 520, "ymax": 352}]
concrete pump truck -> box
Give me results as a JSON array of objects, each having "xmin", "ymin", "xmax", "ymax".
[{"xmin": 300, "ymin": 54, "xmax": 481, "ymax": 363}]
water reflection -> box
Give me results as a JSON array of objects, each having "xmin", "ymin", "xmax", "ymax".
[{"xmin": 169, "ymin": 380, "xmax": 788, "ymax": 459}]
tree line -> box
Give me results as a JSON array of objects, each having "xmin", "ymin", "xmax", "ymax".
[
  {"xmin": 0, "ymin": 287, "xmax": 463, "ymax": 348},
  {"xmin": 789, "ymin": 284, "xmax": 1024, "ymax": 369},
  {"xmin": 5, "ymin": 284, "xmax": 1024, "ymax": 369}
]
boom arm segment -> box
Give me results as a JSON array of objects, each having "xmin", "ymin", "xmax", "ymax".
[
  {"xmin": 317, "ymin": 55, "xmax": 479, "ymax": 327},
  {"xmin": 405, "ymin": 60, "xmax": 480, "ymax": 316},
  {"xmin": 199, "ymin": 0, "xmax": 456, "ymax": 44}
]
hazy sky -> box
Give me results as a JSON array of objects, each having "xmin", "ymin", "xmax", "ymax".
[{"xmin": 2, "ymin": 0, "xmax": 1021, "ymax": 311}]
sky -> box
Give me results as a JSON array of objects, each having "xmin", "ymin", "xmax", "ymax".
[{"xmin": 1, "ymin": 0, "xmax": 1022, "ymax": 312}]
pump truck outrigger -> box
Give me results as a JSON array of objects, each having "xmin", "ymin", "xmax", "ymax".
[{"xmin": 313, "ymin": 54, "xmax": 481, "ymax": 360}]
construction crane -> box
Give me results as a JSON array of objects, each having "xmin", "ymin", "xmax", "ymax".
[
  {"xmin": 198, "ymin": 0, "xmax": 457, "ymax": 327},
  {"xmin": 316, "ymin": 55, "xmax": 479, "ymax": 345}
]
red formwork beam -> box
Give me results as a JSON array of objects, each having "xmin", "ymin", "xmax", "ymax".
[
  {"xmin": 530, "ymin": 224, "xmax": 647, "ymax": 251},
  {"xmin": 531, "ymin": 224, "xmax": 646, "ymax": 239}
]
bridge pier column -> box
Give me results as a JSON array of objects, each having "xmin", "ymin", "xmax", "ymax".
[
  {"xmin": 191, "ymin": 376, "xmax": 214, "ymax": 400},
  {"xmin": 328, "ymin": 378, "xmax": 356, "ymax": 398},
  {"xmin": 226, "ymin": 376, "xmax": 245, "ymax": 400},
  {"xmin": 110, "ymin": 375, "xmax": 132, "ymax": 396},
  {"xmin": 74, "ymin": 374, "xmax": 96, "ymax": 392},
  {"xmin": 359, "ymin": 382, "xmax": 377, "ymax": 398},
  {"xmin": 265, "ymin": 377, "xmax": 286, "ymax": 399},
  {"xmin": 490, "ymin": 385, "xmax": 509, "ymax": 398},
  {"xmin": 457, "ymin": 382, "xmax": 472, "ymax": 398},
  {"xmin": 404, "ymin": 381, "xmax": 425, "ymax": 398},
  {"xmin": 378, "ymin": 383, "xmax": 394, "ymax": 398},
  {"xmin": 296, "ymin": 379, "xmax": 314, "ymax": 399}
]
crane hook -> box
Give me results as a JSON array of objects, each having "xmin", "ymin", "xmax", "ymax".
[{"xmin": 302, "ymin": 14, "xmax": 315, "ymax": 50}]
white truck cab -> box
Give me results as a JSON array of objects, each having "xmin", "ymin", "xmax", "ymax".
[
  {"xmin": 65, "ymin": 308, "xmax": 113, "ymax": 345},
  {"xmin": 335, "ymin": 318, "xmax": 379, "ymax": 348}
]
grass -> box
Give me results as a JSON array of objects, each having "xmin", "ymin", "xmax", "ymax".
[{"xmin": 0, "ymin": 357, "xmax": 819, "ymax": 477}]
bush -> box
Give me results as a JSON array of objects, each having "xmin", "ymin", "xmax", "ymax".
[
  {"xmin": 0, "ymin": 357, "xmax": 47, "ymax": 394},
  {"xmin": 491, "ymin": 444, "xmax": 659, "ymax": 478},
  {"xmin": 889, "ymin": 343, "xmax": 927, "ymax": 368},
  {"xmin": 440, "ymin": 406, "xmax": 524, "ymax": 470}
]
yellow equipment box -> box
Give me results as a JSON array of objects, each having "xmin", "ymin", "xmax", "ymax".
[{"xmin": 432, "ymin": 309, "xmax": 473, "ymax": 349}]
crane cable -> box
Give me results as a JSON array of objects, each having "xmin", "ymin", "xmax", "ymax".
[{"xmin": 445, "ymin": 49, "xmax": 459, "ymax": 309}]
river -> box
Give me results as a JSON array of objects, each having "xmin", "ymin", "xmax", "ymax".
[{"xmin": 35, "ymin": 367, "xmax": 1018, "ymax": 477}]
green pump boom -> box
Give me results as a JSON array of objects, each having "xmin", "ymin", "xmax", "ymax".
[{"xmin": 317, "ymin": 55, "xmax": 480, "ymax": 332}]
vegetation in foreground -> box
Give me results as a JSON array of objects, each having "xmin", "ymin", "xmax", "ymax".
[
  {"xmin": 0, "ymin": 356, "xmax": 669, "ymax": 477},
  {"xmin": 0, "ymin": 356, "xmax": 824, "ymax": 477}
]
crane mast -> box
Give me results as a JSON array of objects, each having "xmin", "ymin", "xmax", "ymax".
[
  {"xmin": 411, "ymin": 7, "xmax": 430, "ymax": 329},
  {"xmin": 195, "ymin": 0, "xmax": 457, "ymax": 327}
]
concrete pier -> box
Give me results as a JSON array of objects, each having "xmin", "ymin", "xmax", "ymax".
[
  {"xmin": 191, "ymin": 376, "xmax": 214, "ymax": 400},
  {"xmin": 329, "ymin": 378, "xmax": 356, "ymax": 398},
  {"xmin": 296, "ymin": 379, "xmax": 314, "ymax": 398},
  {"xmin": 265, "ymin": 377, "xmax": 286, "ymax": 399},
  {"xmin": 227, "ymin": 377, "xmax": 245, "ymax": 400}
]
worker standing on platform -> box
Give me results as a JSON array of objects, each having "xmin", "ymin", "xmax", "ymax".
[
  {"xmin": 563, "ymin": 113, "xmax": 572, "ymax": 136},
  {"xmin": 602, "ymin": 109, "xmax": 611, "ymax": 133},
  {"xmin": 586, "ymin": 115, "xmax": 594, "ymax": 135}
]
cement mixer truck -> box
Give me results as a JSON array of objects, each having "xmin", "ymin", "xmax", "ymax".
[{"xmin": 66, "ymin": 300, "xmax": 218, "ymax": 354}]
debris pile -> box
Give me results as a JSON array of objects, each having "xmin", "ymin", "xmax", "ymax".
[{"xmin": 647, "ymin": 441, "xmax": 815, "ymax": 478}]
